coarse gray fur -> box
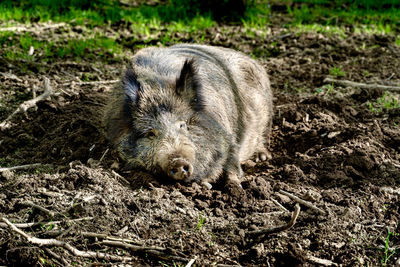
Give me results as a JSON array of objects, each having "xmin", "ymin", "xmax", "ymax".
[{"xmin": 104, "ymin": 44, "xmax": 273, "ymax": 186}]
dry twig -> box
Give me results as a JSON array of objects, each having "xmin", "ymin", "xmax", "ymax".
[
  {"xmin": 0, "ymin": 72, "xmax": 23, "ymax": 82},
  {"xmin": 279, "ymin": 190, "xmax": 326, "ymax": 215},
  {"xmin": 324, "ymin": 77, "xmax": 400, "ymax": 92},
  {"xmin": 307, "ymin": 255, "xmax": 338, "ymax": 266},
  {"xmin": 38, "ymin": 188, "xmax": 64, "ymax": 198},
  {"xmin": 22, "ymin": 200, "xmax": 55, "ymax": 218},
  {"xmin": 270, "ymin": 197, "xmax": 288, "ymax": 212},
  {"xmin": 185, "ymin": 256, "xmax": 197, "ymax": 267},
  {"xmin": 0, "ymin": 163, "xmax": 42, "ymax": 172},
  {"xmin": 81, "ymin": 231, "xmax": 145, "ymax": 246},
  {"xmin": 0, "ymin": 77, "xmax": 54, "ymax": 130},
  {"xmin": 44, "ymin": 247, "xmax": 69, "ymax": 266},
  {"xmin": 61, "ymin": 80, "xmax": 119, "ymax": 86},
  {"xmin": 1, "ymin": 217, "xmax": 134, "ymax": 262},
  {"xmin": 0, "ymin": 217, "xmax": 93, "ymax": 229},
  {"xmin": 247, "ymin": 203, "xmax": 301, "ymax": 243},
  {"xmin": 99, "ymin": 148, "xmax": 109, "ymax": 162},
  {"xmin": 111, "ymin": 170, "xmax": 130, "ymax": 186}
]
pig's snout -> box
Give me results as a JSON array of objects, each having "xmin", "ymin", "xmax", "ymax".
[{"xmin": 168, "ymin": 158, "xmax": 193, "ymax": 181}]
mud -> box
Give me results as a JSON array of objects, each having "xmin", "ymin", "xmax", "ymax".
[{"xmin": 1, "ymin": 14, "xmax": 400, "ymax": 267}]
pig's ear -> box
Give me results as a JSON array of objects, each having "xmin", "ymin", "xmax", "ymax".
[
  {"xmin": 123, "ymin": 67, "xmax": 140, "ymax": 104},
  {"xmin": 176, "ymin": 59, "xmax": 198, "ymax": 103}
]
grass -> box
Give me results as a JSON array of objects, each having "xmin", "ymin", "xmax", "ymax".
[
  {"xmin": 314, "ymin": 83, "xmax": 337, "ymax": 95},
  {"xmin": 287, "ymin": 1, "xmax": 400, "ymax": 36},
  {"xmin": 242, "ymin": 2, "xmax": 270, "ymax": 34},
  {"xmin": 289, "ymin": 1, "xmax": 400, "ymax": 26},
  {"xmin": 329, "ymin": 66, "xmax": 346, "ymax": 78},
  {"xmin": 294, "ymin": 24, "xmax": 346, "ymax": 37},
  {"xmin": 0, "ymin": 0, "xmax": 216, "ymax": 28},
  {"xmin": 395, "ymin": 38, "xmax": 400, "ymax": 47},
  {"xmin": 1, "ymin": 0, "xmax": 399, "ymax": 62},
  {"xmin": 196, "ymin": 213, "xmax": 206, "ymax": 231},
  {"xmin": 0, "ymin": 31, "xmax": 122, "ymax": 63},
  {"xmin": 1, "ymin": 0, "xmax": 398, "ymax": 33},
  {"xmin": 381, "ymin": 230, "xmax": 398, "ymax": 266},
  {"xmin": 0, "ymin": 0, "xmax": 218, "ymax": 61},
  {"xmin": 367, "ymin": 92, "xmax": 400, "ymax": 114}
]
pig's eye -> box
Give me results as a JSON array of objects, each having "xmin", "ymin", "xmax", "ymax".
[
  {"xmin": 145, "ymin": 129, "xmax": 157, "ymax": 138},
  {"xmin": 179, "ymin": 122, "xmax": 187, "ymax": 129}
]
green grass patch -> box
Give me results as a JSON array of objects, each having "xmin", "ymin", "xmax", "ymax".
[
  {"xmin": 0, "ymin": 31, "xmax": 122, "ymax": 63},
  {"xmin": 2, "ymin": 0, "xmax": 398, "ymax": 41},
  {"xmin": 367, "ymin": 92, "xmax": 400, "ymax": 114},
  {"xmin": 242, "ymin": 2, "xmax": 270, "ymax": 32},
  {"xmin": 287, "ymin": 1, "xmax": 400, "ymax": 36},
  {"xmin": 0, "ymin": 0, "xmax": 216, "ymax": 30},
  {"xmin": 395, "ymin": 37, "xmax": 400, "ymax": 47},
  {"xmin": 196, "ymin": 212, "xmax": 206, "ymax": 231},
  {"xmin": 381, "ymin": 230, "xmax": 398, "ymax": 266},
  {"xmin": 329, "ymin": 66, "xmax": 346, "ymax": 78},
  {"xmin": 0, "ymin": 0, "xmax": 219, "ymax": 52},
  {"xmin": 0, "ymin": 31, "xmax": 14, "ymax": 44},
  {"xmin": 0, "ymin": 0, "xmax": 121, "ymax": 25},
  {"xmin": 294, "ymin": 24, "xmax": 347, "ymax": 37}
]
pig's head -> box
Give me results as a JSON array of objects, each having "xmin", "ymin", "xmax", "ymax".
[{"xmin": 107, "ymin": 59, "xmax": 204, "ymax": 182}]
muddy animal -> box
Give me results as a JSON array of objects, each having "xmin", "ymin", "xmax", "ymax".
[{"xmin": 104, "ymin": 44, "xmax": 273, "ymax": 188}]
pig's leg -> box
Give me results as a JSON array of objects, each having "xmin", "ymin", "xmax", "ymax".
[
  {"xmin": 253, "ymin": 129, "xmax": 272, "ymax": 162},
  {"xmin": 223, "ymin": 144, "xmax": 247, "ymax": 198}
]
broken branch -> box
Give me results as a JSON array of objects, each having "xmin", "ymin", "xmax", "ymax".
[
  {"xmin": 1, "ymin": 217, "xmax": 134, "ymax": 262},
  {"xmin": 81, "ymin": 231, "xmax": 145, "ymax": 246},
  {"xmin": 0, "ymin": 72, "xmax": 23, "ymax": 82},
  {"xmin": 185, "ymin": 256, "xmax": 197, "ymax": 267},
  {"xmin": 307, "ymin": 254, "xmax": 338, "ymax": 266},
  {"xmin": 0, "ymin": 217, "xmax": 93, "ymax": 229},
  {"xmin": 270, "ymin": 197, "xmax": 288, "ymax": 212},
  {"xmin": 279, "ymin": 190, "xmax": 326, "ymax": 215},
  {"xmin": 0, "ymin": 163, "xmax": 42, "ymax": 172},
  {"xmin": 22, "ymin": 200, "xmax": 56, "ymax": 218},
  {"xmin": 0, "ymin": 77, "xmax": 55, "ymax": 130},
  {"xmin": 324, "ymin": 77, "xmax": 400, "ymax": 92},
  {"xmin": 61, "ymin": 80, "xmax": 119, "ymax": 86},
  {"xmin": 247, "ymin": 203, "xmax": 301, "ymax": 240}
]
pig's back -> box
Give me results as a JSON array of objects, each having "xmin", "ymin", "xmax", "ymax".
[{"xmin": 133, "ymin": 44, "xmax": 273, "ymax": 161}]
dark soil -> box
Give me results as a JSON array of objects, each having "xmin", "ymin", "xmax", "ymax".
[{"xmin": 1, "ymin": 14, "xmax": 400, "ymax": 267}]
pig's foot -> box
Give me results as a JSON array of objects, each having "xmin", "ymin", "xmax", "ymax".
[
  {"xmin": 254, "ymin": 148, "xmax": 272, "ymax": 163},
  {"xmin": 201, "ymin": 180, "xmax": 213, "ymax": 190}
]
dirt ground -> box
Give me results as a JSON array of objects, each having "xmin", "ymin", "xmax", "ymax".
[{"xmin": 1, "ymin": 12, "xmax": 400, "ymax": 267}]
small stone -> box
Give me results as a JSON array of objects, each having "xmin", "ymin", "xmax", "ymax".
[{"xmin": 1, "ymin": 170, "xmax": 14, "ymax": 180}]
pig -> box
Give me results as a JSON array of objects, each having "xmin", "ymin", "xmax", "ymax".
[{"xmin": 104, "ymin": 44, "xmax": 273, "ymax": 189}]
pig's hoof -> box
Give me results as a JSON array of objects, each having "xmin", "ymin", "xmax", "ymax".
[
  {"xmin": 254, "ymin": 150, "xmax": 272, "ymax": 162},
  {"xmin": 201, "ymin": 181, "xmax": 213, "ymax": 190}
]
